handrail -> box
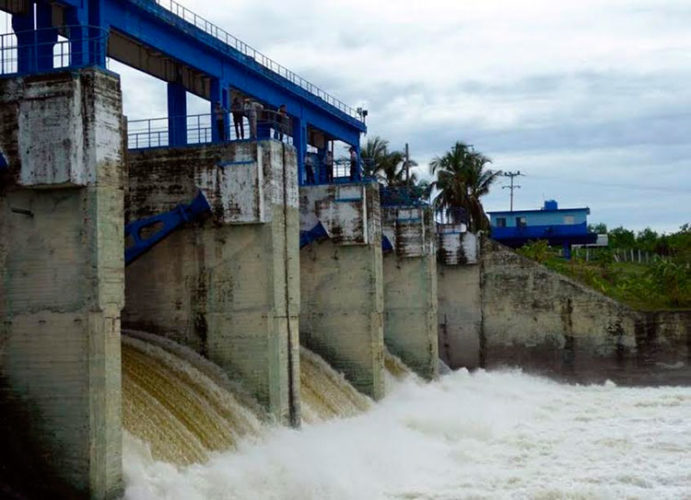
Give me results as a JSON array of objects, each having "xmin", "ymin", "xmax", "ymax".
[
  {"xmin": 0, "ymin": 26, "xmax": 109, "ymax": 76},
  {"xmin": 127, "ymin": 111, "xmax": 294, "ymax": 150},
  {"xmin": 147, "ymin": 0, "xmax": 362, "ymax": 121}
]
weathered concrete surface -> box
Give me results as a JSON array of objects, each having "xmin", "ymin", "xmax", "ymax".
[
  {"xmin": 480, "ymin": 238, "xmax": 691, "ymax": 384},
  {"xmin": 299, "ymin": 183, "xmax": 385, "ymax": 400},
  {"xmin": 436, "ymin": 225, "xmax": 482, "ymax": 369},
  {"xmin": 437, "ymin": 224, "xmax": 478, "ymax": 265},
  {"xmin": 437, "ymin": 262, "xmax": 482, "ymax": 370},
  {"xmin": 382, "ymin": 206, "xmax": 438, "ymax": 379},
  {"xmin": 0, "ymin": 70, "xmax": 124, "ymax": 499},
  {"xmin": 124, "ymin": 140, "xmax": 300, "ymax": 424}
]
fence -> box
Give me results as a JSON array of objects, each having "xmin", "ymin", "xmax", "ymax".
[
  {"xmin": 127, "ymin": 110, "xmax": 293, "ymax": 150},
  {"xmin": 149, "ymin": 0, "xmax": 361, "ymax": 120},
  {"xmin": 0, "ymin": 26, "xmax": 108, "ymax": 76},
  {"xmin": 380, "ymin": 185, "xmax": 430, "ymax": 207}
]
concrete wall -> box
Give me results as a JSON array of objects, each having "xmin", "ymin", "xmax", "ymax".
[
  {"xmin": 299, "ymin": 183, "xmax": 385, "ymax": 400},
  {"xmin": 124, "ymin": 140, "xmax": 300, "ymax": 424},
  {"xmin": 0, "ymin": 70, "xmax": 124, "ymax": 499},
  {"xmin": 437, "ymin": 263, "xmax": 482, "ymax": 370},
  {"xmin": 480, "ymin": 238, "xmax": 691, "ymax": 384},
  {"xmin": 436, "ymin": 226, "xmax": 481, "ymax": 369},
  {"xmin": 382, "ymin": 206, "xmax": 438, "ymax": 379}
]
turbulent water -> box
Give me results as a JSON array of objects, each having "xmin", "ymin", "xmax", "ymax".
[
  {"xmin": 122, "ymin": 333, "xmax": 264, "ymax": 465},
  {"xmin": 300, "ymin": 346, "xmax": 372, "ymax": 424},
  {"xmin": 124, "ymin": 362, "xmax": 691, "ymax": 500},
  {"xmin": 122, "ymin": 332, "xmax": 376, "ymax": 462}
]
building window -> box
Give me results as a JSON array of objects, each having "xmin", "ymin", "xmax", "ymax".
[
  {"xmin": 516, "ymin": 216, "xmax": 527, "ymax": 228},
  {"xmin": 496, "ymin": 217, "xmax": 506, "ymax": 228},
  {"xmin": 564, "ymin": 215, "xmax": 575, "ymax": 225}
]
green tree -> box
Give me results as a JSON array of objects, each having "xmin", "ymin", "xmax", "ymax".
[
  {"xmin": 360, "ymin": 136, "xmax": 416, "ymax": 187},
  {"xmin": 430, "ymin": 141, "xmax": 501, "ymax": 231},
  {"xmin": 636, "ymin": 227, "xmax": 659, "ymax": 252},
  {"xmin": 608, "ymin": 226, "xmax": 636, "ymax": 249},
  {"xmin": 589, "ymin": 222, "xmax": 608, "ymax": 234}
]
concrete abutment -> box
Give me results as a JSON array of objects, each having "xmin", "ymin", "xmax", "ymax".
[
  {"xmin": 0, "ymin": 70, "xmax": 124, "ymax": 499},
  {"xmin": 124, "ymin": 140, "xmax": 301, "ymax": 425},
  {"xmin": 299, "ymin": 183, "xmax": 385, "ymax": 400},
  {"xmin": 382, "ymin": 206, "xmax": 438, "ymax": 379}
]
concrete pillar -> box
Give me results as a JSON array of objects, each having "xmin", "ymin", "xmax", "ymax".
[
  {"xmin": 299, "ymin": 182, "xmax": 385, "ymax": 400},
  {"xmin": 381, "ymin": 206, "xmax": 438, "ymax": 379},
  {"xmin": 0, "ymin": 70, "xmax": 125, "ymax": 499},
  {"xmin": 436, "ymin": 226, "xmax": 482, "ymax": 369},
  {"xmin": 124, "ymin": 141, "xmax": 300, "ymax": 425}
]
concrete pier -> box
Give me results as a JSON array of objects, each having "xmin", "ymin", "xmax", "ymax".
[
  {"xmin": 299, "ymin": 183, "xmax": 385, "ymax": 400},
  {"xmin": 381, "ymin": 206, "xmax": 438, "ymax": 379},
  {"xmin": 124, "ymin": 140, "xmax": 300, "ymax": 424},
  {"xmin": 0, "ymin": 70, "xmax": 124, "ymax": 499},
  {"xmin": 436, "ymin": 225, "xmax": 482, "ymax": 369}
]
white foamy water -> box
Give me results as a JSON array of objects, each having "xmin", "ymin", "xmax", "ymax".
[{"xmin": 124, "ymin": 369, "xmax": 691, "ymax": 500}]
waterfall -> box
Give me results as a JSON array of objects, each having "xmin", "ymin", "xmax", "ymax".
[
  {"xmin": 300, "ymin": 347, "xmax": 373, "ymax": 424},
  {"xmin": 121, "ymin": 331, "xmax": 391, "ymax": 464},
  {"xmin": 121, "ymin": 333, "xmax": 264, "ymax": 465},
  {"xmin": 384, "ymin": 349, "xmax": 416, "ymax": 390}
]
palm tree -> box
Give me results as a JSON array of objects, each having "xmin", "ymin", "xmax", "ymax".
[
  {"xmin": 430, "ymin": 141, "xmax": 501, "ymax": 232},
  {"xmin": 360, "ymin": 136, "xmax": 417, "ymax": 187},
  {"xmin": 360, "ymin": 136, "xmax": 390, "ymax": 180}
]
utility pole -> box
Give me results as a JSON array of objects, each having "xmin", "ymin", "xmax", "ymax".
[
  {"xmin": 502, "ymin": 171, "xmax": 522, "ymax": 211},
  {"xmin": 405, "ymin": 143, "xmax": 410, "ymax": 184}
]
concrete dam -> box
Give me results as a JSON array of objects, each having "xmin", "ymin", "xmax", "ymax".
[{"xmin": 1, "ymin": 2, "xmax": 690, "ymax": 499}]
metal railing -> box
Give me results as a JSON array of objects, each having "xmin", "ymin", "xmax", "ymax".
[
  {"xmin": 148, "ymin": 0, "xmax": 361, "ymax": 120},
  {"xmin": 380, "ymin": 185, "xmax": 430, "ymax": 207},
  {"xmin": 127, "ymin": 111, "xmax": 293, "ymax": 150},
  {"xmin": 0, "ymin": 26, "xmax": 108, "ymax": 76}
]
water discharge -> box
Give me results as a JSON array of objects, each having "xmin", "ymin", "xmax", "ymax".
[
  {"xmin": 122, "ymin": 332, "xmax": 377, "ymax": 462},
  {"xmin": 122, "ymin": 333, "xmax": 264, "ymax": 465},
  {"xmin": 300, "ymin": 346, "xmax": 372, "ymax": 424},
  {"xmin": 124, "ymin": 363, "xmax": 691, "ymax": 500}
]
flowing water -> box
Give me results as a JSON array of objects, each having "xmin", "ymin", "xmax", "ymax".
[
  {"xmin": 300, "ymin": 346, "xmax": 373, "ymax": 424},
  {"xmin": 121, "ymin": 333, "xmax": 264, "ymax": 465},
  {"xmin": 124, "ymin": 363, "xmax": 691, "ymax": 500}
]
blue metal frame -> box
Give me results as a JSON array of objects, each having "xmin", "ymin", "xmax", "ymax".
[
  {"xmin": 1, "ymin": 0, "xmax": 366, "ymax": 184},
  {"xmin": 125, "ymin": 190, "xmax": 211, "ymax": 265},
  {"xmin": 299, "ymin": 222, "xmax": 328, "ymax": 249}
]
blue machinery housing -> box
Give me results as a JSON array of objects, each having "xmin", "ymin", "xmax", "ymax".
[
  {"xmin": 0, "ymin": 0, "xmax": 367, "ymax": 184},
  {"xmin": 489, "ymin": 200, "xmax": 597, "ymax": 259}
]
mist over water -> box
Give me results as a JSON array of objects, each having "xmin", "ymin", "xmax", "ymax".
[{"xmin": 124, "ymin": 365, "xmax": 691, "ymax": 500}]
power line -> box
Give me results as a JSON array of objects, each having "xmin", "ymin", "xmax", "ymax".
[{"xmin": 502, "ymin": 171, "xmax": 523, "ymax": 211}]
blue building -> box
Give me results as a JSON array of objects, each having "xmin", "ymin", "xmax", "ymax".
[{"xmin": 488, "ymin": 200, "xmax": 597, "ymax": 258}]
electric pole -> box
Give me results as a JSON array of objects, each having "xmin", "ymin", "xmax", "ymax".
[
  {"xmin": 405, "ymin": 143, "xmax": 410, "ymax": 184},
  {"xmin": 502, "ymin": 171, "xmax": 522, "ymax": 211}
]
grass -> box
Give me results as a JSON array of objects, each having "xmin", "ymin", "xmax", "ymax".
[{"xmin": 517, "ymin": 241, "xmax": 691, "ymax": 311}]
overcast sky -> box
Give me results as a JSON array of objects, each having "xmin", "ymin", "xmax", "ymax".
[{"xmin": 9, "ymin": 1, "xmax": 690, "ymax": 232}]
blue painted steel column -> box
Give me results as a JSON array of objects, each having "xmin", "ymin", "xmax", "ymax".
[
  {"xmin": 167, "ymin": 82, "xmax": 187, "ymax": 147},
  {"xmin": 12, "ymin": 12, "xmax": 35, "ymax": 74},
  {"xmin": 292, "ymin": 118, "xmax": 307, "ymax": 184},
  {"xmin": 317, "ymin": 147, "xmax": 327, "ymax": 184},
  {"xmin": 563, "ymin": 241, "xmax": 572, "ymax": 260},
  {"xmin": 353, "ymin": 142, "xmax": 362, "ymax": 181},
  {"xmin": 35, "ymin": 4, "xmax": 58, "ymax": 71},
  {"xmin": 209, "ymin": 78, "xmax": 229, "ymax": 142},
  {"xmin": 65, "ymin": 7, "xmax": 89, "ymax": 67},
  {"xmin": 88, "ymin": 0, "xmax": 107, "ymax": 67}
]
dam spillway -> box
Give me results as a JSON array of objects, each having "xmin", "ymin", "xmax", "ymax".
[
  {"xmin": 121, "ymin": 332, "xmax": 381, "ymax": 466},
  {"xmin": 1, "ymin": 3, "xmax": 689, "ymax": 497}
]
